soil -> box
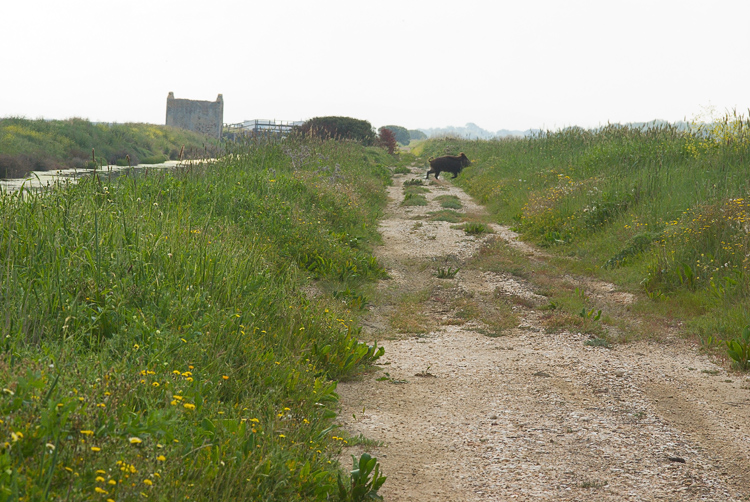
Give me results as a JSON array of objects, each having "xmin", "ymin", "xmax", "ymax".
[{"xmin": 337, "ymin": 168, "xmax": 750, "ymax": 501}]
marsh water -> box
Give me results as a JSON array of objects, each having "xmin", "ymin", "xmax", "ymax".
[{"xmin": 0, "ymin": 160, "xmax": 186, "ymax": 193}]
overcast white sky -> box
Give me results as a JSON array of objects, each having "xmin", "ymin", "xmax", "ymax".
[{"xmin": 1, "ymin": 0, "xmax": 749, "ymax": 132}]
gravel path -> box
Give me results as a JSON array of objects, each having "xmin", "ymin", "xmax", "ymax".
[{"xmin": 337, "ymin": 169, "xmax": 750, "ymax": 501}]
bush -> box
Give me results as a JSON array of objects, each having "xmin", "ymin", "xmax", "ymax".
[
  {"xmin": 379, "ymin": 125, "xmax": 410, "ymax": 145},
  {"xmin": 377, "ymin": 128, "xmax": 397, "ymax": 154},
  {"xmin": 296, "ymin": 117, "xmax": 376, "ymax": 145}
]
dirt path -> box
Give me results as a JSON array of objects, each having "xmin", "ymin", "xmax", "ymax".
[{"xmin": 337, "ymin": 168, "xmax": 750, "ymax": 501}]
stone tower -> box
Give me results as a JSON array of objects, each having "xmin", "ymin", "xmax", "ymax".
[{"xmin": 165, "ymin": 92, "xmax": 223, "ymax": 139}]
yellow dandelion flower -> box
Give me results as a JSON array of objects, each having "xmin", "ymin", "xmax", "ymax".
[
  {"xmin": 183, "ymin": 403, "xmax": 196, "ymax": 410},
  {"xmin": 143, "ymin": 479, "xmax": 153, "ymax": 486},
  {"xmin": 156, "ymin": 455, "xmax": 166, "ymax": 462},
  {"xmin": 95, "ymin": 487, "xmax": 108, "ymax": 494},
  {"xmin": 91, "ymin": 447, "xmax": 101, "ymax": 452},
  {"xmin": 129, "ymin": 437, "xmax": 143, "ymax": 445}
]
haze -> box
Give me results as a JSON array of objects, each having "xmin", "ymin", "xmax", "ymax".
[{"xmin": 2, "ymin": 0, "xmax": 749, "ymax": 132}]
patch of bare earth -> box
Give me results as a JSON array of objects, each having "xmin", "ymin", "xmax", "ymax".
[{"xmin": 337, "ymin": 168, "xmax": 750, "ymax": 501}]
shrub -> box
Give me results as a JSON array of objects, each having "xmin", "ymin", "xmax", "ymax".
[
  {"xmin": 379, "ymin": 125, "xmax": 410, "ymax": 145},
  {"xmin": 377, "ymin": 128, "xmax": 397, "ymax": 154},
  {"xmin": 296, "ymin": 116, "xmax": 376, "ymax": 145}
]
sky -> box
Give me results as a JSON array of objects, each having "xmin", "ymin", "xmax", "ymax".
[{"xmin": 2, "ymin": 0, "xmax": 749, "ymax": 133}]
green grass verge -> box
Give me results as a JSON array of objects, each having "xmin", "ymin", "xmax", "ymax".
[
  {"xmin": 0, "ymin": 137, "xmax": 392, "ymax": 500},
  {"xmin": 420, "ymin": 115, "xmax": 750, "ymax": 345}
]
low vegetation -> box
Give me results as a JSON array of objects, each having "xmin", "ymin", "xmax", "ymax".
[
  {"xmin": 0, "ymin": 117, "xmax": 218, "ymax": 179},
  {"xmin": 0, "ymin": 137, "xmax": 392, "ymax": 500},
  {"xmin": 421, "ymin": 111, "xmax": 750, "ymax": 361}
]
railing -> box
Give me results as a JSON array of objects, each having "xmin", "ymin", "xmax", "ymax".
[{"xmin": 224, "ymin": 120, "xmax": 297, "ymax": 135}]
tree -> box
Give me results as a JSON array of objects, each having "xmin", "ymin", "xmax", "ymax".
[
  {"xmin": 377, "ymin": 128, "xmax": 397, "ymax": 154},
  {"xmin": 408, "ymin": 129, "xmax": 427, "ymax": 140},
  {"xmin": 379, "ymin": 125, "xmax": 410, "ymax": 145}
]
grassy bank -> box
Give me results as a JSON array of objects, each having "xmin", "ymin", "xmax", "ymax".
[
  {"xmin": 0, "ymin": 117, "xmax": 219, "ymax": 179},
  {"xmin": 0, "ymin": 137, "xmax": 393, "ymax": 500},
  {"xmin": 418, "ymin": 115, "xmax": 750, "ymax": 353}
]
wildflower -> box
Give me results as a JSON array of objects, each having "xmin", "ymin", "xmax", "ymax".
[
  {"xmin": 129, "ymin": 437, "xmax": 143, "ymax": 445},
  {"xmin": 222, "ymin": 375, "xmax": 229, "ymax": 380},
  {"xmin": 96, "ymin": 476, "xmax": 106, "ymax": 483},
  {"xmin": 95, "ymin": 487, "xmax": 108, "ymax": 494},
  {"xmin": 183, "ymin": 403, "xmax": 196, "ymax": 410},
  {"xmin": 152, "ymin": 382, "xmax": 160, "ymax": 387},
  {"xmin": 11, "ymin": 432, "xmax": 23, "ymax": 442},
  {"xmin": 108, "ymin": 480, "xmax": 117, "ymax": 486},
  {"xmin": 144, "ymin": 479, "xmax": 153, "ymax": 486},
  {"xmin": 156, "ymin": 455, "xmax": 166, "ymax": 462},
  {"xmin": 91, "ymin": 447, "xmax": 101, "ymax": 452}
]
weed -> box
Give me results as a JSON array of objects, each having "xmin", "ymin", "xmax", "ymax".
[
  {"xmin": 579, "ymin": 479, "xmax": 608, "ymax": 489},
  {"xmin": 579, "ymin": 308, "xmax": 602, "ymax": 321},
  {"xmin": 585, "ymin": 337, "xmax": 612, "ymax": 348},
  {"xmin": 375, "ymin": 372, "xmax": 408, "ymax": 384},
  {"xmin": 415, "ymin": 365, "xmax": 436, "ymax": 377},
  {"xmin": 393, "ymin": 166, "xmax": 410, "ymax": 174},
  {"xmin": 436, "ymin": 266, "xmax": 460, "ymax": 279},
  {"xmin": 333, "ymin": 288, "xmax": 370, "ymax": 310},
  {"xmin": 463, "ymin": 222, "xmax": 488, "ymax": 235},
  {"xmin": 401, "ymin": 192, "xmax": 428, "ymax": 206},
  {"xmin": 435, "ymin": 194, "xmax": 462, "ymax": 209},
  {"xmin": 337, "ymin": 453, "xmax": 387, "ymax": 502},
  {"xmin": 428, "ymin": 209, "xmax": 464, "ymax": 223},
  {"xmin": 343, "ymin": 433, "xmax": 384, "ymax": 448},
  {"xmin": 403, "ymin": 178, "xmax": 424, "ymax": 186},
  {"xmin": 726, "ymin": 325, "xmax": 750, "ymax": 370}
]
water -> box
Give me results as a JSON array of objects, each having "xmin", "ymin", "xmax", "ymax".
[{"xmin": 0, "ymin": 160, "xmax": 186, "ymax": 193}]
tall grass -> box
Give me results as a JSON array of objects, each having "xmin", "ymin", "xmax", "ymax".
[
  {"xmin": 0, "ymin": 117, "xmax": 218, "ymax": 178},
  {"xmin": 421, "ymin": 113, "xmax": 750, "ymax": 340},
  {"xmin": 0, "ymin": 137, "xmax": 391, "ymax": 500}
]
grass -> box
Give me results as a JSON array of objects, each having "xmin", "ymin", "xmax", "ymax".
[
  {"xmin": 421, "ymin": 113, "xmax": 750, "ymax": 348},
  {"xmin": 0, "ymin": 136, "xmax": 394, "ymax": 500},
  {"xmin": 0, "ymin": 117, "xmax": 218, "ymax": 178},
  {"xmin": 435, "ymin": 194, "xmax": 462, "ymax": 209},
  {"xmin": 428, "ymin": 209, "xmax": 464, "ymax": 223}
]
